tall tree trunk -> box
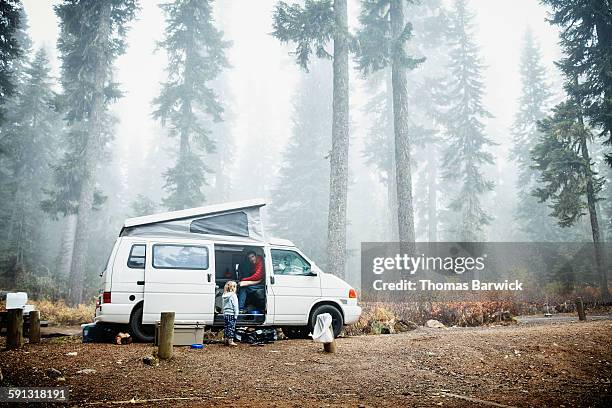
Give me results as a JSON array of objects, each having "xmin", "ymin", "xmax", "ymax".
[
  {"xmin": 177, "ymin": 98, "xmax": 191, "ymax": 206},
  {"xmin": 326, "ymin": 0, "xmax": 349, "ymax": 278},
  {"xmin": 385, "ymin": 71, "xmax": 399, "ymax": 241},
  {"xmin": 56, "ymin": 214, "xmax": 77, "ymax": 281},
  {"xmin": 427, "ymin": 147, "xmax": 438, "ymax": 242},
  {"xmin": 390, "ymin": 0, "xmax": 416, "ymax": 251},
  {"xmin": 576, "ymin": 86, "xmax": 610, "ymax": 302},
  {"xmin": 594, "ymin": 16, "xmax": 612, "ymax": 164},
  {"xmin": 67, "ymin": 4, "xmax": 111, "ymax": 306}
]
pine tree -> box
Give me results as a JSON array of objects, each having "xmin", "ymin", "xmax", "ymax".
[
  {"xmin": 509, "ymin": 29, "xmax": 562, "ymax": 241},
  {"xmin": 532, "ymin": 97, "xmax": 609, "ymax": 300},
  {"xmin": 269, "ymin": 60, "xmax": 332, "ymax": 265},
  {"xmin": 0, "ymin": 0, "xmax": 22, "ymax": 122},
  {"xmin": 153, "ymin": 0, "xmax": 230, "ymax": 211},
  {"xmin": 205, "ymin": 79, "xmax": 234, "ymax": 203},
  {"xmin": 439, "ymin": 0, "xmax": 494, "ymax": 242},
  {"xmin": 0, "ymin": 48, "xmax": 60, "ymax": 289},
  {"xmin": 361, "ymin": 70, "xmax": 397, "ymax": 239},
  {"xmin": 203, "ymin": 2, "xmax": 234, "ymax": 203},
  {"xmin": 49, "ymin": 0, "xmax": 138, "ymax": 305},
  {"xmin": 405, "ymin": 2, "xmax": 447, "ymax": 243},
  {"xmin": 359, "ymin": 1, "xmax": 446, "ymax": 242},
  {"xmin": 541, "ymin": 0, "xmax": 612, "ymax": 167},
  {"xmin": 0, "ymin": 7, "xmax": 30, "ymax": 242},
  {"xmin": 130, "ymin": 194, "xmax": 157, "ymax": 217},
  {"xmin": 0, "ymin": 8, "xmax": 60, "ymax": 289},
  {"xmin": 273, "ymin": 0, "xmax": 350, "ymax": 277},
  {"xmin": 356, "ymin": 0, "xmax": 424, "ymax": 249},
  {"xmin": 603, "ymin": 164, "xmax": 612, "ymax": 240}
]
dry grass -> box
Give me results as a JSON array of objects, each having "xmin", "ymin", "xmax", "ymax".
[
  {"xmin": 32, "ymin": 299, "xmax": 95, "ymax": 326},
  {"xmin": 343, "ymin": 300, "xmax": 523, "ymax": 336}
]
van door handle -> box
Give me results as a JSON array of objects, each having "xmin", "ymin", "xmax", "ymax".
[
  {"xmin": 207, "ymin": 274, "xmax": 211, "ymax": 283},
  {"xmin": 137, "ymin": 280, "xmax": 144, "ymax": 285},
  {"xmin": 270, "ymin": 276, "xmax": 275, "ymax": 285}
]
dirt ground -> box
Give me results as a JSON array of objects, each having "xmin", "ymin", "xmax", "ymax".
[{"xmin": 1, "ymin": 318, "xmax": 611, "ymax": 407}]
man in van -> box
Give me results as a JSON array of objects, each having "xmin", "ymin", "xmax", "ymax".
[{"xmin": 237, "ymin": 251, "xmax": 264, "ymax": 312}]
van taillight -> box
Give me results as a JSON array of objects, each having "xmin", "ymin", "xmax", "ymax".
[
  {"xmin": 348, "ymin": 288, "xmax": 357, "ymax": 299},
  {"xmin": 103, "ymin": 292, "xmax": 111, "ymax": 303}
]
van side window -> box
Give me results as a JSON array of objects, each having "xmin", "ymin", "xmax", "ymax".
[
  {"xmin": 271, "ymin": 249, "xmax": 311, "ymax": 276},
  {"xmin": 127, "ymin": 244, "xmax": 146, "ymax": 269},
  {"xmin": 153, "ymin": 244, "xmax": 209, "ymax": 270}
]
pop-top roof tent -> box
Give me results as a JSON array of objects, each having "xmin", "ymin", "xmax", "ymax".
[{"xmin": 120, "ymin": 199, "xmax": 267, "ymax": 243}]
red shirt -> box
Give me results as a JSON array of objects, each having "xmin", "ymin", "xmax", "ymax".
[{"xmin": 242, "ymin": 255, "xmax": 264, "ymax": 282}]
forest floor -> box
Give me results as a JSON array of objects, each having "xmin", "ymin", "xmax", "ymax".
[{"xmin": 1, "ymin": 317, "xmax": 611, "ymax": 407}]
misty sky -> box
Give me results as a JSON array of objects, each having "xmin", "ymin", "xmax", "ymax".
[{"xmin": 21, "ymin": 0, "xmax": 563, "ymax": 210}]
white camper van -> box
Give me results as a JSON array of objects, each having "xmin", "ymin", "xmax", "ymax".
[{"xmin": 94, "ymin": 199, "xmax": 361, "ymax": 342}]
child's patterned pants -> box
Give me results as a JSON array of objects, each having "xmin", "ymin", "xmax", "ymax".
[{"xmin": 224, "ymin": 315, "xmax": 236, "ymax": 340}]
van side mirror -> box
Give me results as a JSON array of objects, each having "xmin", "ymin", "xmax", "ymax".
[{"xmin": 304, "ymin": 265, "xmax": 316, "ymax": 276}]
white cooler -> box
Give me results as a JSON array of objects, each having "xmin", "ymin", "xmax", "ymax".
[{"xmin": 154, "ymin": 320, "xmax": 205, "ymax": 346}]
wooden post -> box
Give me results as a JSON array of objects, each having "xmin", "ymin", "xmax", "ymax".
[
  {"xmin": 29, "ymin": 310, "xmax": 41, "ymax": 344},
  {"xmin": 575, "ymin": 297, "xmax": 586, "ymax": 321},
  {"xmin": 323, "ymin": 339, "xmax": 337, "ymax": 353},
  {"xmin": 6, "ymin": 308, "xmax": 24, "ymax": 350},
  {"xmin": 158, "ymin": 311, "xmax": 175, "ymax": 360},
  {"xmin": 323, "ymin": 327, "xmax": 337, "ymax": 353}
]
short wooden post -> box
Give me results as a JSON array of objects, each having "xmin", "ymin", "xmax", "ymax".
[
  {"xmin": 29, "ymin": 310, "xmax": 41, "ymax": 344},
  {"xmin": 323, "ymin": 339, "xmax": 337, "ymax": 353},
  {"xmin": 323, "ymin": 327, "xmax": 337, "ymax": 353},
  {"xmin": 158, "ymin": 311, "xmax": 175, "ymax": 360},
  {"xmin": 575, "ymin": 297, "xmax": 586, "ymax": 321},
  {"xmin": 6, "ymin": 308, "xmax": 24, "ymax": 350}
]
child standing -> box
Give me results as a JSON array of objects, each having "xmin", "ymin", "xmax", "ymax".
[{"xmin": 222, "ymin": 281, "xmax": 239, "ymax": 347}]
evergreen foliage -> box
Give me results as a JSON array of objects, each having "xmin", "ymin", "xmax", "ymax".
[
  {"xmin": 509, "ymin": 29, "xmax": 563, "ymax": 241},
  {"xmin": 0, "ymin": 48, "xmax": 60, "ymax": 288},
  {"xmin": 153, "ymin": 0, "xmax": 230, "ymax": 211},
  {"xmin": 439, "ymin": 0, "xmax": 495, "ymax": 242},
  {"xmin": 542, "ymin": 0, "xmax": 612, "ymax": 167},
  {"xmin": 47, "ymin": 0, "xmax": 138, "ymax": 305},
  {"xmin": 532, "ymin": 96, "xmax": 609, "ymax": 300},
  {"xmin": 272, "ymin": 0, "xmax": 335, "ymax": 70},
  {"xmin": 273, "ymin": 0, "xmax": 350, "ymax": 277},
  {"xmin": 269, "ymin": 61, "xmax": 331, "ymax": 265},
  {"xmin": 0, "ymin": 0, "xmax": 22, "ymax": 121},
  {"xmin": 355, "ymin": 0, "xmax": 424, "ymax": 247},
  {"xmin": 532, "ymin": 101, "xmax": 604, "ymax": 227}
]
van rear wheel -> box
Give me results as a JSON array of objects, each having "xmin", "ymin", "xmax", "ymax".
[
  {"xmin": 129, "ymin": 303, "xmax": 155, "ymax": 342},
  {"xmin": 309, "ymin": 304, "xmax": 343, "ymax": 338}
]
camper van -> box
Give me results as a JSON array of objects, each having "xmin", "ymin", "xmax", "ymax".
[{"xmin": 94, "ymin": 199, "xmax": 361, "ymax": 342}]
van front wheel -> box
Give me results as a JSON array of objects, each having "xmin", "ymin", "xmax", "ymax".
[
  {"xmin": 309, "ymin": 304, "xmax": 343, "ymax": 338},
  {"xmin": 129, "ymin": 303, "xmax": 155, "ymax": 342}
]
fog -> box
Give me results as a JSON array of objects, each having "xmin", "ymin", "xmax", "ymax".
[
  {"xmin": 2, "ymin": 0, "xmax": 608, "ymax": 301},
  {"xmin": 22, "ymin": 0, "xmax": 562, "ymax": 211}
]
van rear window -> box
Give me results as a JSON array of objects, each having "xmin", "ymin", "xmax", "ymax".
[
  {"xmin": 153, "ymin": 244, "xmax": 209, "ymax": 270},
  {"xmin": 127, "ymin": 244, "xmax": 146, "ymax": 269}
]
